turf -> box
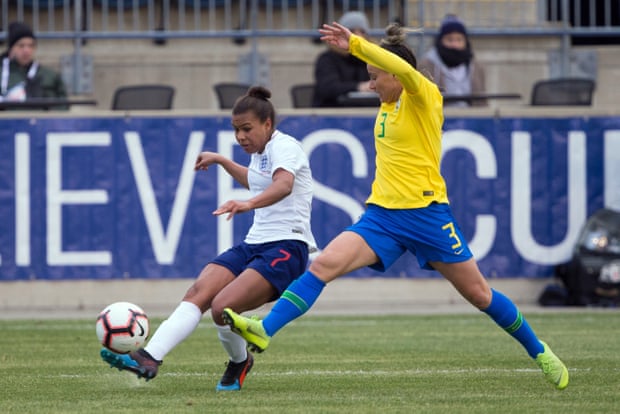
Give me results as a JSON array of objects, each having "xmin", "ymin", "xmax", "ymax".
[{"xmin": 0, "ymin": 311, "xmax": 618, "ymax": 413}]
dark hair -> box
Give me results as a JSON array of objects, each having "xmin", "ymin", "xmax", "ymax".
[
  {"xmin": 380, "ymin": 23, "xmax": 417, "ymax": 69},
  {"xmin": 232, "ymin": 86, "xmax": 276, "ymax": 126}
]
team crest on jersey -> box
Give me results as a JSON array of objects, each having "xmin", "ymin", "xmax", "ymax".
[{"xmin": 259, "ymin": 155, "xmax": 271, "ymax": 175}]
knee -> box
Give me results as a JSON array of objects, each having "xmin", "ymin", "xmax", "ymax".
[
  {"xmin": 182, "ymin": 282, "xmax": 200, "ymax": 302},
  {"xmin": 308, "ymin": 255, "xmax": 339, "ymax": 281},
  {"xmin": 182, "ymin": 283, "xmax": 211, "ymax": 314},
  {"xmin": 210, "ymin": 298, "xmax": 226, "ymax": 325},
  {"xmin": 469, "ymin": 285, "xmax": 493, "ymax": 310}
]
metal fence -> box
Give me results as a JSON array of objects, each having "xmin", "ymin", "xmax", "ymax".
[{"xmin": 1, "ymin": 0, "xmax": 619, "ymax": 92}]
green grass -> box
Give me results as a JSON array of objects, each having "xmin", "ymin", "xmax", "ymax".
[{"xmin": 0, "ymin": 312, "xmax": 618, "ymax": 413}]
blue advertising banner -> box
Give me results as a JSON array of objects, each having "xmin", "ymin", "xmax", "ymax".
[{"xmin": 0, "ymin": 115, "xmax": 618, "ymax": 280}]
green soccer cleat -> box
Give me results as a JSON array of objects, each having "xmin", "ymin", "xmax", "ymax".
[
  {"xmin": 222, "ymin": 308, "xmax": 271, "ymax": 353},
  {"xmin": 535, "ymin": 341, "xmax": 569, "ymax": 390}
]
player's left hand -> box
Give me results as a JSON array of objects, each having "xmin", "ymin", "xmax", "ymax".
[
  {"xmin": 319, "ymin": 22, "xmax": 352, "ymax": 51},
  {"xmin": 213, "ymin": 200, "xmax": 252, "ymax": 220}
]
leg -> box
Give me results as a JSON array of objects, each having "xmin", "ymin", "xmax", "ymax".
[
  {"xmin": 144, "ymin": 263, "xmax": 235, "ymax": 360},
  {"xmin": 432, "ymin": 258, "xmax": 569, "ymax": 389},
  {"xmin": 262, "ymin": 230, "xmax": 378, "ymax": 334},
  {"xmin": 211, "ymin": 268, "xmax": 277, "ymax": 324},
  {"xmin": 101, "ymin": 263, "xmax": 235, "ymax": 380},
  {"xmin": 213, "ymin": 268, "xmax": 276, "ymax": 362},
  {"xmin": 432, "ymin": 258, "xmax": 544, "ymax": 355},
  {"xmin": 223, "ymin": 231, "xmax": 378, "ymax": 351},
  {"xmin": 212, "ymin": 269, "xmax": 273, "ymax": 391}
]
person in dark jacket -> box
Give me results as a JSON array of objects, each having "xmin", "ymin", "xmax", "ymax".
[
  {"xmin": 418, "ymin": 15, "xmax": 487, "ymax": 107},
  {"xmin": 1, "ymin": 21, "xmax": 67, "ymax": 106},
  {"xmin": 312, "ymin": 11, "xmax": 373, "ymax": 107}
]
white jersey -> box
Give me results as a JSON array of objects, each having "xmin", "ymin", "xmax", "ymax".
[{"xmin": 244, "ymin": 130, "xmax": 316, "ymax": 250}]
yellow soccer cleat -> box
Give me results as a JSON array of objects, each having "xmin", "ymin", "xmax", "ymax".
[
  {"xmin": 535, "ymin": 341, "xmax": 569, "ymax": 390},
  {"xmin": 222, "ymin": 308, "xmax": 271, "ymax": 353}
]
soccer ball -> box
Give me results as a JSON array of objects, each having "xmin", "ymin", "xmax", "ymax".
[{"xmin": 96, "ymin": 301, "xmax": 150, "ymax": 354}]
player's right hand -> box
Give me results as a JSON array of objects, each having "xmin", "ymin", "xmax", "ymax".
[{"xmin": 194, "ymin": 151, "xmax": 220, "ymax": 171}]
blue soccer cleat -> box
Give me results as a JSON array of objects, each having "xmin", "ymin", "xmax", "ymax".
[
  {"xmin": 100, "ymin": 348, "xmax": 161, "ymax": 381},
  {"xmin": 216, "ymin": 353, "xmax": 254, "ymax": 391}
]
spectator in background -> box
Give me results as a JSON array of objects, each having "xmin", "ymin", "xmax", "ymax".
[
  {"xmin": 0, "ymin": 21, "xmax": 67, "ymax": 105},
  {"xmin": 312, "ymin": 11, "xmax": 373, "ymax": 107},
  {"xmin": 418, "ymin": 15, "xmax": 487, "ymax": 107}
]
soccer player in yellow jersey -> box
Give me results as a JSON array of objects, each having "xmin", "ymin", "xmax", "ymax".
[{"xmin": 223, "ymin": 23, "xmax": 569, "ymax": 390}]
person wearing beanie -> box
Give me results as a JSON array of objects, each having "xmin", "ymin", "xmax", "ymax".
[
  {"xmin": 418, "ymin": 15, "xmax": 487, "ymax": 107},
  {"xmin": 312, "ymin": 11, "xmax": 373, "ymax": 107},
  {"xmin": 1, "ymin": 21, "xmax": 67, "ymax": 106}
]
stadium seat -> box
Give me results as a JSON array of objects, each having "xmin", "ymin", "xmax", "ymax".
[
  {"xmin": 290, "ymin": 83, "xmax": 315, "ymax": 108},
  {"xmin": 111, "ymin": 84, "xmax": 175, "ymax": 110},
  {"xmin": 530, "ymin": 78, "xmax": 595, "ymax": 106},
  {"xmin": 213, "ymin": 83, "xmax": 251, "ymax": 109}
]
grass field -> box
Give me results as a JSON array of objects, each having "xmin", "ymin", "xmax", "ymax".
[{"xmin": 0, "ymin": 311, "xmax": 618, "ymax": 413}]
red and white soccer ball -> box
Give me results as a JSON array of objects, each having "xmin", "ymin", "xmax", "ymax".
[{"xmin": 96, "ymin": 301, "xmax": 150, "ymax": 354}]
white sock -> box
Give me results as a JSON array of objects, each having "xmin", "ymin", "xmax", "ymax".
[
  {"xmin": 144, "ymin": 301, "xmax": 202, "ymax": 361},
  {"xmin": 216, "ymin": 323, "xmax": 247, "ymax": 363}
]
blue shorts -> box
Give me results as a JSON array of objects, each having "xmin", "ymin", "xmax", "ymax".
[
  {"xmin": 346, "ymin": 203, "xmax": 473, "ymax": 272},
  {"xmin": 210, "ymin": 240, "xmax": 309, "ymax": 299}
]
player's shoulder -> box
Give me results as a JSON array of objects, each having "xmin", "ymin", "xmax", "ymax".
[
  {"xmin": 268, "ymin": 131, "xmax": 309, "ymax": 165},
  {"xmin": 272, "ymin": 130, "xmax": 303, "ymax": 148}
]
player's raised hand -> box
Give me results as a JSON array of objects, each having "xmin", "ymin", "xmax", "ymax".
[
  {"xmin": 319, "ymin": 22, "xmax": 352, "ymax": 51},
  {"xmin": 194, "ymin": 151, "xmax": 221, "ymax": 171}
]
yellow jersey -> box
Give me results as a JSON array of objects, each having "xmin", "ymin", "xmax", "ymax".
[{"xmin": 349, "ymin": 35, "xmax": 449, "ymax": 209}]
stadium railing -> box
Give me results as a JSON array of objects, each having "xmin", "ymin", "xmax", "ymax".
[{"xmin": 1, "ymin": 0, "xmax": 618, "ymax": 93}]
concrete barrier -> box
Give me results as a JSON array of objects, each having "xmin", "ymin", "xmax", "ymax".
[{"xmin": 0, "ymin": 277, "xmax": 550, "ymax": 319}]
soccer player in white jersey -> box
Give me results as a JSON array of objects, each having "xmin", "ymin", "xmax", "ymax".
[{"xmin": 101, "ymin": 86, "xmax": 316, "ymax": 391}]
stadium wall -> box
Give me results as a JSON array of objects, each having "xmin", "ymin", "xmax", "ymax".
[
  {"xmin": 1, "ymin": 107, "xmax": 619, "ymax": 316},
  {"xmin": 32, "ymin": 36, "xmax": 620, "ymax": 110}
]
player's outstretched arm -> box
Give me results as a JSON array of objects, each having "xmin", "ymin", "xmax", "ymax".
[{"xmin": 195, "ymin": 151, "xmax": 249, "ymax": 188}]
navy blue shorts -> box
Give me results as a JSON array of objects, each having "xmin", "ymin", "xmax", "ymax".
[
  {"xmin": 346, "ymin": 203, "xmax": 473, "ymax": 272},
  {"xmin": 210, "ymin": 240, "xmax": 309, "ymax": 299}
]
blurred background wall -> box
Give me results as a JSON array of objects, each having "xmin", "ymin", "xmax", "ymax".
[{"xmin": 1, "ymin": 0, "xmax": 618, "ymax": 110}]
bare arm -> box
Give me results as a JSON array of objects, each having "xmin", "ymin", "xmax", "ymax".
[
  {"xmin": 213, "ymin": 168, "xmax": 294, "ymax": 220},
  {"xmin": 194, "ymin": 151, "xmax": 249, "ymax": 188},
  {"xmin": 320, "ymin": 22, "xmax": 427, "ymax": 95}
]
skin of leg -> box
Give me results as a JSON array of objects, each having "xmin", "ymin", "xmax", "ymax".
[
  {"xmin": 430, "ymin": 258, "xmax": 493, "ymax": 310},
  {"xmin": 308, "ymin": 231, "xmax": 379, "ymax": 283},
  {"xmin": 182, "ymin": 264, "xmax": 275, "ymax": 325},
  {"xmin": 210, "ymin": 268, "xmax": 277, "ymax": 325}
]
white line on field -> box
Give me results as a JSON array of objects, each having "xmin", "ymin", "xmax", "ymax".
[{"xmin": 48, "ymin": 366, "xmax": 591, "ymax": 380}]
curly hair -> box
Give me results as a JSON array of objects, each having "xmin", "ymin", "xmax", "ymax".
[{"xmin": 380, "ymin": 23, "xmax": 417, "ymax": 69}]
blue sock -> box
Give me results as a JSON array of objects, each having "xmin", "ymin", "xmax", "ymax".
[
  {"xmin": 262, "ymin": 271, "xmax": 326, "ymax": 337},
  {"xmin": 483, "ymin": 289, "xmax": 544, "ymax": 358}
]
